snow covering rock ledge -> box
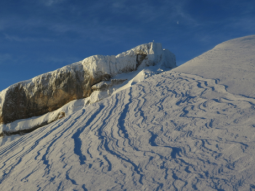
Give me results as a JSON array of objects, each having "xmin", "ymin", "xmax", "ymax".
[{"xmin": 0, "ymin": 42, "xmax": 176, "ymax": 124}]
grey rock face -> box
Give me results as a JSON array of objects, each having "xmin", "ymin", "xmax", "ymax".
[{"xmin": 0, "ymin": 69, "xmax": 107, "ymax": 124}]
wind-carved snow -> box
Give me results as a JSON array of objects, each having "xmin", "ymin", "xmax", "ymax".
[
  {"xmin": 1, "ymin": 35, "xmax": 255, "ymax": 190},
  {"xmin": 0, "ymin": 71, "xmax": 255, "ymax": 190}
]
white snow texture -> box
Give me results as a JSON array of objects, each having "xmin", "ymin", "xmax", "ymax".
[{"xmin": 1, "ymin": 36, "xmax": 255, "ymax": 190}]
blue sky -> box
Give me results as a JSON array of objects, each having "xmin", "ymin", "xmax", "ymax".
[{"xmin": 0, "ymin": 0, "xmax": 254, "ymax": 91}]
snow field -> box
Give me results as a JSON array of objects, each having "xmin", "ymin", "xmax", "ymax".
[{"xmin": 0, "ymin": 71, "xmax": 255, "ymax": 190}]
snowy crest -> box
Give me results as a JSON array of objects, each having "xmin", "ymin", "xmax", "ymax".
[
  {"xmin": 0, "ymin": 42, "xmax": 176, "ymax": 125},
  {"xmin": 81, "ymin": 42, "xmax": 176, "ymax": 77}
]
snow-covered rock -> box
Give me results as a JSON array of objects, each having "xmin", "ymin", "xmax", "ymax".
[
  {"xmin": 0, "ymin": 42, "xmax": 176, "ymax": 124},
  {"xmin": 91, "ymin": 79, "xmax": 127, "ymax": 91},
  {"xmin": 1, "ymin": 35, "xmax": 255, "ymax": 191}
]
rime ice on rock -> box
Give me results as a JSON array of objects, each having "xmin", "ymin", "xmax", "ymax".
[{"xmin": 0, "ymin": 42, "xmax": 176, "ymax": 124}]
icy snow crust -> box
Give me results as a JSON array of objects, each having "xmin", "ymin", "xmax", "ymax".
[{"xmin": 0, "ymin": 36, "xmax": 255, "ymax": 190}]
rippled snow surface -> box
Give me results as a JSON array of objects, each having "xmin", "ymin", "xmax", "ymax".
[{"xmin": 1, "ymin": 71, "xmax": 255, "ymax": 190}]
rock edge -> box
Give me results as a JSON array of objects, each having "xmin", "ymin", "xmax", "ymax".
[{"xmin": 0, "ymin": 42, "xmax": 176, "ymax": 124}]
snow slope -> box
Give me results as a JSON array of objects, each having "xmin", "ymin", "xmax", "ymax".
[
  {"xmin": 174, "ymin": 35, "xmax": 255, "ymax": 97},
  {"xmin": 1, "ymin": 35, "xmax": 255, "ymax": 190}
]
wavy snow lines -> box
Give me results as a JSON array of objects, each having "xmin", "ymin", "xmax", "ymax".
[
  {"xmin": 116, "ymin": 87, "xmax": 144, "ymax": 184},
  {"xmin": 148, "ymin": 131, "xmax": 182, "ymax": 159},
  {"xmin": 95, "ymin": 88, "xmax": 144, "ymax": 185},
  {"xmin": 117, "ymin": 87, "xmax": 132, "ymax": 139},
  {"xmin": 41, "ymin": 109, "xmax": 87, "ymax": 176},
  {"xmin": 72, "ymin": 104, "xmax": 104, "ymax": 165},
  {"xmin": 0, "ymin": 114, "xmax": 73, "ymax": 184},
  {"xmin": 125, "ymin": 71, "xmax": 255, "ymax": 190},
  {"xmin": 1, "ymin": 71, "xmax": 255, "ymax": 190}
]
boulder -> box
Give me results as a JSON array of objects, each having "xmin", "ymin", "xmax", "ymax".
[{"xmin": 0, "ymin": 42, "xmax": 176, "ymax": 124}]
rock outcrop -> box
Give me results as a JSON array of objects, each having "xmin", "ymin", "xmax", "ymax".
[{"xmin": 0, "ymin": 42, "xmax": 176, "ymax": 124}]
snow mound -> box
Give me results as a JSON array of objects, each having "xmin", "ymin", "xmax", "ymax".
[{"xmin": 173, "ymin": 35, "xmax": 255, "ymax": 97}]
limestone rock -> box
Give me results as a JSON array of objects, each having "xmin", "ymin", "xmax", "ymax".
[{"xmin": 0, "ymin": 42, "xmax": 176, "ymax": 124}]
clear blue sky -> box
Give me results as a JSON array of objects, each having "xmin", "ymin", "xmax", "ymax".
[{"xmin": 0, "ymin": 0, "xmax": 254, "ymax": 91}]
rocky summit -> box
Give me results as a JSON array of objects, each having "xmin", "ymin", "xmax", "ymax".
[{"xmin": 0, "ymin": 42, "xmax": 176, "ymax": 124}]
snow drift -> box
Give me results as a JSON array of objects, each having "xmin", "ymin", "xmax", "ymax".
[
  {"xmin": 0, "ymin": 42, "xmax": 176, "ymax": 125},
  {"xmin": 0, "ymin": 35, "xmax": 255, "ymax": 190},
  {"xmin": 174, "ymin": 35, "xmax": 255, "ymax": 97}
]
